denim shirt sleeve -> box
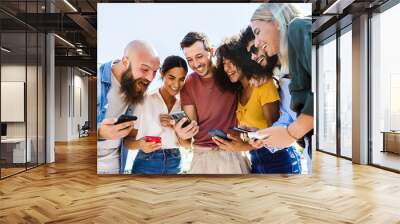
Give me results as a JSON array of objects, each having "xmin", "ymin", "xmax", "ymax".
[
  {"xmin": 97, "ymin": 65, "xmax": 103, "ymax": 126},
  {"xmin": 273, "ymin": 109, "xmax": 294, "ymax": 127},
  {"xmin": 119, "ymin": 105, "xmax": 135, "ymax": 174},
  {"xmin": 272, "ymin": 78, "xmax": 296, "ymax": 127},
  {"xmin": 97, "ymin": 61, "xmax": 112, "ymax": 126}
]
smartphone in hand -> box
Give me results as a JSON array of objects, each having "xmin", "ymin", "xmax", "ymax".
[
  {"xmin": 232, "ymin": 127, "xmax": 250, "ymax": 133},
  {"xmin": 144, "ymin": 136, "xmax": 161, "ymax": 143},
  {"xmin": 170, "ymin": 111, "xmax": 191, "ymax": 128},
  {"xmin": 114, "ymin": 115, "xmax": 137, "ymax": 125},
  {"xmin": 208, "ymin": 129, "xmax": 232, "ymax": 141}
]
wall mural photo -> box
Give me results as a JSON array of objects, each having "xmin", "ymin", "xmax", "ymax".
[{"xmin": 97, "ymin": 3, "xmax": 313, "ymax": 175}]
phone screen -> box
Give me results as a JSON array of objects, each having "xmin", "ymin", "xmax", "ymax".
[
  {"xmin": 232, "ymin": 127, "xmax": 250, "ymax": 133},
  {"xmin": 208, "ymin": 129, "xmax": 231, "ymax": 141},
  {"xmin": 170, "ymin": 111, "xmax": 191, "ymax": 127},
  {"xmin": 114, "ymin": 115, "xmax": 137, "ymax": 125}
]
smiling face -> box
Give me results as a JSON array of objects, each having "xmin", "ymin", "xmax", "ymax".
[
  {"xmin": 119, "ymin": 67, "xmax": 149, "ymax": 105},
  {"xmin": 161, "ymin": 67, "xmax": 187, "ymax": 96},
  {"xmin": 250, "ymin": 19, "xmax": 280, "ymax": 57},
  {"xmin": 246, "ymin": 39, "xmax": 268, "ymax": 67},
  {"xmin": 182, "ymin": 41, "xmax": 213, "ymax": 78},
  {"xmin": 222, "ymin": 58, "xmax": 242, "ymax": 83},
  {"xmin": 121, "ymin": 46, "xmax": 160, "ymax": 86},
  {"xmin": 130, "ymin": 52, "xmax": 160, "ymax": 81}
]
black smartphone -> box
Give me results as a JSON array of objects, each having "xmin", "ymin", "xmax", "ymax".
[
  {"xmin": 170, "ymin": 111, "xmax": 191, "ymax": 128},
  {"xmin": 232, "ymin": 127, "xmax": 250, "ymax": 133},
  {"xmin": 208, "ymin": 129, "xmax": 231, "ymax": 141},
  {"xmin": 114, "ymin": 114, "xmax": 137, "ymax": 125}
]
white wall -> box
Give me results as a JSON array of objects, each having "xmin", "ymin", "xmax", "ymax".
[
  {"xmin": 54, "ymin": 66, "xmax": 89, "ymax": 141},
  {"xmin": 1, "ymin": 63, "xmax": 46, "ymax": 164},
  {"xmin": 55, "ymin": 66, "xmax": 69, "ymax": 141},
  {"xmin": 73, "ymin": 73, "xmax": 89, "ymax": 138},
  {"xmin": 1, "ymin": 66, "xmax": 25, "ymax": 130},
  {"xmin": 1, "ymin": 65, "xmax": 26, "ymax": 144},
  {"xmin": 1, "ymin": 65, "xmax": 33, "ymax": 138}
]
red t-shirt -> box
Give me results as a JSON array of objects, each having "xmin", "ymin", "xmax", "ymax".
[{"xmin": 180, "ymin": 72, "xmax": 237, "ymax": 147}]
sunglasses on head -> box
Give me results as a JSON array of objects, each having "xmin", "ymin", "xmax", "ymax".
[{"xmin": 249, "ymin": 45, "xmax": 258, "ymax": 55}]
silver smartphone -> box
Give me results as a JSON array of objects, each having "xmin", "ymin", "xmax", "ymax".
[{"xmin": 169, "ymin": 111, "xmax": 191, "ymax": 128}]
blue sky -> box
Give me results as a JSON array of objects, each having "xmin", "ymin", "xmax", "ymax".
[
  {"xmin": 97, "ymin": 3, "xmax": 311, "ymax": 170},
  {"xmin": 98, "ymin": 3, "xmax": 311, "ymax": 90}
]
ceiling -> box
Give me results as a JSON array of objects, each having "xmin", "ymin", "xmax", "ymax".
[
  {"xmin": 0, "ymin": 0, "xmax": 394, "ymax": 75},
  {"xmin": 310, "ymin": 0, "xmax": 391, "ymax": 44},
  {"xmin": 0, "ymin": 0, "xmax": 99, "ymax": 74}
]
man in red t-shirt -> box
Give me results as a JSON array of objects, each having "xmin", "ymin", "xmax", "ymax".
[{"xmin": 173, "ymin": 32, "xmax": 250, "ymax": 174}]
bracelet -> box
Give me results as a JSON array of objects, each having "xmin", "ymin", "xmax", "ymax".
[{"xmin": 286, "ymin": 126, "xmax": 299, "ymax": 141}]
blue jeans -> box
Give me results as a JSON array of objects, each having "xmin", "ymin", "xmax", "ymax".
[
  {"xmin": 250, "ymin": 146, "xmax": 301, "ymax": 174},
  {"xmin": 131, "ymin": 148, "xmax": 181, "ymax": 174}
]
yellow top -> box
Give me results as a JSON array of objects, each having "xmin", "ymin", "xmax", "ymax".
[{"xmin": 236, "ymin": 79, "xmax": 280, "ymax": 129}]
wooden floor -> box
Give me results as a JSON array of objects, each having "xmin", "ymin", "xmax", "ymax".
[
  {"xmin": 1, "ymin": 167, "xmax": 26, "ymax": 178},
  {"xmin": 1, "ymin": 163, "xmax": 45, "ymax": 178},
  {"xmin": 0, "ymin": 135, "xmax": 400, "ymax": 223}
]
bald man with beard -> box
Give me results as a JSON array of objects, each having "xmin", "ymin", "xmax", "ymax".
[{"xmin": 97, "ymin": 40, "xmax": 160, "ymax": 174}]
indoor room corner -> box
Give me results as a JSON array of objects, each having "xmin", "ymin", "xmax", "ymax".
[{"xmin": 0, "ymin": 1, "xmax": 399, "ymax": 223}]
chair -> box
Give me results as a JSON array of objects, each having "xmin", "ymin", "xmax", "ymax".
[{"xmin": 78, "ymin": 121, "xmax": 90, "ymax": 138}]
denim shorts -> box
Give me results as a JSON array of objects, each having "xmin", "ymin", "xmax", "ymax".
[
  {"xmin": 131, "ymin": 148, "xmax": 181, "ymax": 175},
  {"xmin": 250, "ymin": 146, "xmax": 302, "ymax": 174}
]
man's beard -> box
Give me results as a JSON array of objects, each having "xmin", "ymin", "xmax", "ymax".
[
  {"xmin": 119, "ymin": 70, "xmax": 146, "ymax": 105},
  {"xmin": 263, "ymin": 54, "xmax": 278, "ymax": 74},
  {"xmin": 248, "ymin": 54, "xmax": 279, "ymax": 79}
]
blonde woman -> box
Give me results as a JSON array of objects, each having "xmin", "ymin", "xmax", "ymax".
[{"xmin": 248, "ymin": 3, "xmax": 313, "ymax": 170}]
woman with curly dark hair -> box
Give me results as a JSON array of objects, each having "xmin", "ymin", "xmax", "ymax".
[{"xmin": 212, "ymin": 36, "xmax": 301, "ymax": 174}]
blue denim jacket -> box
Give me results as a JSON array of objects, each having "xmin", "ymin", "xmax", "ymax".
[
  {"xmin": 267, "ymin": 78, "xmax": 297, "ymax": 154},
  {"xmin": 97, "ymin": 61, "xmax": 133, "ymax": 174},
  {"xmin": 272, "ymin": 78, "xmax": 297, "ymax": 127},
  {"xmin": 271, "ymin": 78, "xmax": 311, "ymax": 172}
]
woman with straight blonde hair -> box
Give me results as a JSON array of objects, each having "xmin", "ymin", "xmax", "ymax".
[
  {"xmin": 248, "ymin": 3, "xmax": 313, "ymax": 172},
  {"xmin": 250, "ymin": 3, "xmax": 302, "ymax": 75}
]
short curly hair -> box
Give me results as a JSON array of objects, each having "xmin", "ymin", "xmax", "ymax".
[{"xmin": 239, "ymin": 26, "xmax": 255, "ymax": 50}]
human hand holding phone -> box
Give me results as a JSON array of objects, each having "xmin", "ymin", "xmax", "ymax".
[
  {"xmin": 139, "ymin": 137, "xmax": 162, "ymax": 153},
  {"xmin": 248, "ymin": 138, "xmax": 265, "ymax": 149},
  {"xmin": 144, "ymin": 136, "xmax": 161, "ymax": 143},
  {"xmin": 233, "ymin": 125, "xmax": 258, "ymax": 133},
  {"xmin": 169, "ymin": 111, "xmax": 191, "ymax": 128},
  {"xmin": 172, "ymin": 118, "xmax": 199, "ymax": 140},
  {"xmin": 98, "ymin": 117, "xmax": 135, "ymax": 140},
  {"xmin": 257, "ymin": 126, "xmax": 297, "ymax": 148},
  {"xmin": 208, "ymin": 129, "xmax": 231, "ymax": 141},
  {"xmin": 210, "ymin": 129, "xmax": 254, "ymax": 152},
  {"xmin": 114, "ymin": 115, "xmax": 137, "ymax": 125}
]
